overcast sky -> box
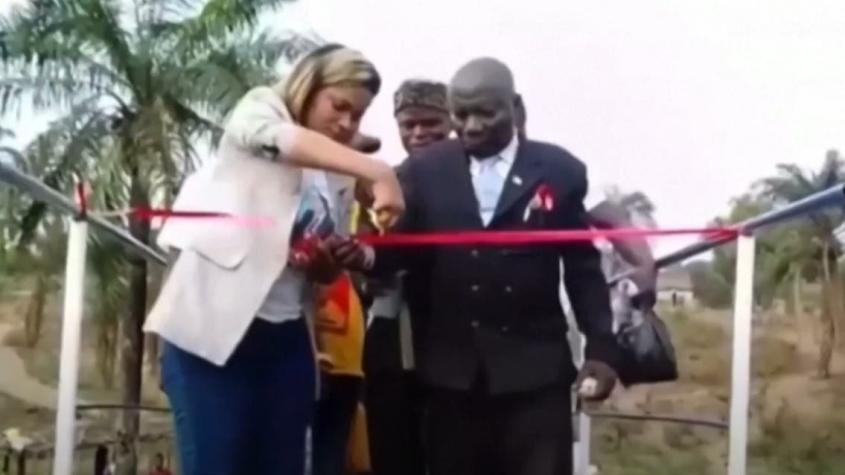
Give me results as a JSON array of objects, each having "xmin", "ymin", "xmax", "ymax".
[{"xmin": 3, "ymin": 0, "xmax": 845, "ymax": 255}]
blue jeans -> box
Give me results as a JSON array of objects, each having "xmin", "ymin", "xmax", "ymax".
[{"xmin": 162, "ymin": 318, "xmax": 315, "ymax": 475}]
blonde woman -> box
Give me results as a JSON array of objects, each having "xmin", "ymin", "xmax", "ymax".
[{"xmin": 144, "ymin": 44, "xmax": 402, "ymax": 475}]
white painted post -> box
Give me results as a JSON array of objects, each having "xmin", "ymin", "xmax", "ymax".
[
  {"xmin": 727, "ymin": 233, "xmax": 756, "ymax": 475},
  {"xmin": 572, "ymin": 335, "xmax": 592, "ymax": 475},
  {"xmin": 52, "ymin": 217, "xmax": 89, "ymax": 475},
  {"xmin": 575, "ymin": 406, "xmax": 592, "ymax": 475}
]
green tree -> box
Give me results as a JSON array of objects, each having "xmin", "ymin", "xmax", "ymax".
[
  {"xmin": 757, "ymin": 150, "xmax": 845, "ymax": 378},
  {"xmin": 0, "ymin": 0, "xmax": 307, "ymax": 470},
  {"xmin": 686, "ymin": 259, "xmax": 732, "ymax": 308}
]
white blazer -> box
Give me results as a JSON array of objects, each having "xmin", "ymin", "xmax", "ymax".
[{"xmin": 144, "ymin": 87, "xmax": 310, "ymax": 366}]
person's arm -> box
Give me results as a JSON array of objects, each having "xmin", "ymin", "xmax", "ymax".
[
  {"xmin": 228, "ymin": 88, "xmax": 389, "ymax": 182},
  {"xmin": 557, "ymin": 165, "xmax": 620, "ymax": 400},
  {"xmin": 228, "ymin": 88, "xmax": 403, "ymax": 227},
  {"xmin": 560, "ymin": 193, "xmax": 619, "ymax": 368},
  {"xmin": 366, "ymin": 161, "xmax": 421, "ymax": 275},
  {"xmin": 332, "ymin": 158, "xmax": 421, "ymax": 277}
]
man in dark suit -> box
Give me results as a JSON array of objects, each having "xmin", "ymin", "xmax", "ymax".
[
  {"xmin": 335, "ymin": 57, "xmax": 619, "ymax": 475},
  {"xmin": 362, "ymin": 79, "xmax": 451, "ymax": 475}
]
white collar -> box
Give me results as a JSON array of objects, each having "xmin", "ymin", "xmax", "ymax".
[{"xmin": 469, "ymin": 133, "xmax": 520, "ymax": 174}]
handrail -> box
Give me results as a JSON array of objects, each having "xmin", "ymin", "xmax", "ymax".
[
  {"xmin": 611, "ymin": 183, "xmax": 845, "ymax": 281},
  {"xmin": 3, "ymin": 161, "xmax": 842, "ymax": 272},
  {"xmin": 0, "ymin": 162, "xmax": 167, "ymax": 265}
]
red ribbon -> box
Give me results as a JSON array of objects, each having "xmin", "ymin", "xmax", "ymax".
[
  {"xmin": 357, "ymin": 228, "xmax": 737, "ymax": 247},
  {"xmin": 95, "ymin": 207, "xmax": 737, "ymax": 246},
  {"xmin": 132, "ymin": 209, "xmax": 234, "ymax": 220}
]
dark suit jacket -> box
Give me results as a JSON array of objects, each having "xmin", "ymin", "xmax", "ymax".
[{"xmin": 372, "ymin": 138, "xmax": 619, "ymax": 394}]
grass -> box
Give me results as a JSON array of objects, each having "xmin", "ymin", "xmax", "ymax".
[
  {"xmin": 594, "ymin": 423, "xmax": 713, "ymax": 475},
  {"xmin": 748, "ymin": 414, "xmax": 845, "ymax": 475},
  {"xmin": 591, "ymin": 306, "xmax": 845, "ymax": 474},
  {"xmin": 4, "ymin": 293, "xmax": 845, "ymax": 474}
]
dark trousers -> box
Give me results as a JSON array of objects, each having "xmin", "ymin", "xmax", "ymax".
[
  {"xmin": 312, "ymin": 374, "xmax": 362, "ymax": 475},
  {"xmin": 424, "ymin": 380, "xmax": 573, "ymax": 475},
  {"xmin": 365, "ymin": 371, "xmax": 426, "ymax": 475},
  {"xmin": 162, "ymin": 318, "xmax": 315, "ymax": 475}
]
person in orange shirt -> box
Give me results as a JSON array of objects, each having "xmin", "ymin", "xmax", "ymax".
[{"xmin": 311, "ymin": 132, "xmax": 381, "ymax": 475}]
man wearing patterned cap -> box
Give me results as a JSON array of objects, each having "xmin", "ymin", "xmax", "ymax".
[
  {"xmin": 393, "ymin": 79, "xmax": 452, "ymax": 154},
  {"xmin": 360, "ymin": 79, "xmax": 451, "ymax": 475}
]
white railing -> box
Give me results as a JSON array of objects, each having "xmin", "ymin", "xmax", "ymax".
[{"xmin": 0, "ymin": 161, "xmax": 842, "ymax": 475}]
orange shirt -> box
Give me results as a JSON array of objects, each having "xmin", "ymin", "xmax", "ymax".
[
  {"xmin": 315, "ymin": 272, "xmax": 365, "ymax": 377},
  {"xmin": 314, "ymin": 201, "xmax": 368, "ymax": 377}
]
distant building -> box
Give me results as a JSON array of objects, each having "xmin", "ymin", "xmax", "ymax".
[{"xmin": 658, "ymin": 267, "xmax": 696, "ymax": 308}]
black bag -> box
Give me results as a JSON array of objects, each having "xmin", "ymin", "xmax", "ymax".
[
  {"xmin": 610, "ymin": 280, "xmax": 678, "ymax": 387},
  {"xmin": 615, "ymin": 308, "xmax": 678, "ymax": 386}
]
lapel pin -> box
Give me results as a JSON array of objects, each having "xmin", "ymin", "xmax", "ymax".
[{"xmin": 512, "ymin": 175, "xmax": 523, "ymax": 186}]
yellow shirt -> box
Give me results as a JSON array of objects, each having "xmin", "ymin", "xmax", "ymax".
[{"xmin": 314, "ymin": 202, "xmax": 367, "ymax": 377}]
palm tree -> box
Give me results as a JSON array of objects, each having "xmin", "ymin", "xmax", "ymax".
[
  {"xmin": 1, "ymin": 0, "xmax": 309, "ymax": 470},
  {"xmin": 758, "ymin": 150, "xmax": 845, "ymax": 378}
]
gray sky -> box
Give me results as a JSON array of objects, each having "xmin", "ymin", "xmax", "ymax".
[{"xmin": 3, "ymin": 0, "xmax": 845, "ymax": 255}]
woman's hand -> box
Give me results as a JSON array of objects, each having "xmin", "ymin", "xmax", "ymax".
[{"xmin": 369, "ymin": 164, "xmax": 404, "ymax": 230}]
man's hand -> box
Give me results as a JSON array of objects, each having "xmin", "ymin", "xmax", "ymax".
[
  {"xmin": 328, "ymin": 236, "xmax": 373, "ymax": 272},
  {"xmin": 576, "ymin": 360, "xmax": 617, "ymax": 402},
  {"xmin": 289, "ymin": 237, "xmax": 342, "ymax": 284}
]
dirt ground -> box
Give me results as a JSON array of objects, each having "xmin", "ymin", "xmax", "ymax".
[
  {"xmin": 0, "ymin": 288, "xmax": 173, "ymax": 474},
  {"xmin": 594, "ymin": 306, "xmax": 845, "ymax": 475},
  {"xmin": 3, "ymin": 290, "xmax": 845, "ymax": 474}
]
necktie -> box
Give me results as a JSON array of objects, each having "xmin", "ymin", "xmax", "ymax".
[{"xmin": 473, "ymin": 157, "xmax": 503, "ymax": 226}]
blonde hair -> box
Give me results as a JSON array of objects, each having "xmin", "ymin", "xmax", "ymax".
[{"xmin": 274, "ymin": 44, "xmax": 381, "ymax": 124}]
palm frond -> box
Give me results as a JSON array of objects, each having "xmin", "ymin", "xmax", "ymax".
[
  {"xmin": 165, "ymin": 0, "xmax": 295, "ymax": 61},
  {"xmin": 166, "ymin": 31, "xmax": 310, "ymax": 121},
  {"xmin": 0, "ymin": 73, "xmax": 124, "ymax": 116},
  {"xmin": 0, "ymin": 0, "xmax": 137, "ymax": 90},
  {"xmin": 818, "ymin": 150, "xmax": 844, "ymax": 189},
  {"xmin": 15, "ymin": 103, "xmax": 114, "ymax": 244}
]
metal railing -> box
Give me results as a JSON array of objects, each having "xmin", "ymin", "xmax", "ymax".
[{"xmin": 0, "ymin": 161, "xmax": 842, "ymax": 475}]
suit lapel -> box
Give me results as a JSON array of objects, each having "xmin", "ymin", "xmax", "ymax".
[
  {"xmin": 492, "ymin": 141, "xmax": 544, "ymax": 225},
  {"xmin": 446, "ymin": 149, "xmax": 486, "ymax": 228}
]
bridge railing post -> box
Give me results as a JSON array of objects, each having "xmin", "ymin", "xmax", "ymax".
[
  {"xmin": 52, "ymin": 217, "xmax": 89, "ymax": 475},
  {"xmin": 727, "ymin": 232, "xmax": 756, "ymax": 475}
]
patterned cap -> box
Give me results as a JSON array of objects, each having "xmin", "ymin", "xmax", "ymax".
[{"xmin": 393, "ymin": 79, "xmax": 448, "ymax": 115}]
